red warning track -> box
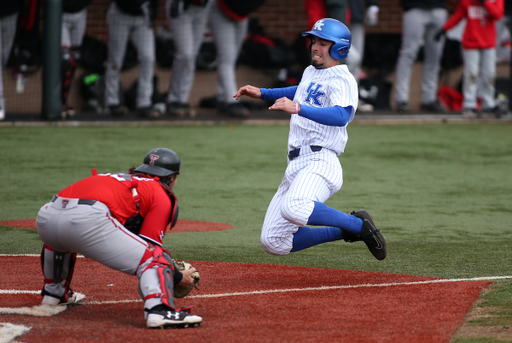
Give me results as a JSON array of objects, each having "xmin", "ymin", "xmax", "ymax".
[
  {"xmin": 0, "ymin": 218, "xmax": 233, "ymax": 233},
  {"xmin": 1, "ymin": 256, "xmax": 489, "ymax": 342}
]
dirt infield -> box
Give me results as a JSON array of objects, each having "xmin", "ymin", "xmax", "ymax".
[{"xmin": 0, "ymin": 255, "xmax": 490, "ymax": 342}]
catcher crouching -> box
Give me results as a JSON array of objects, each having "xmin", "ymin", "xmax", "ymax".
[{"xmin": 37, "ymin": 148, "xmax": 202, "ymax": 328}]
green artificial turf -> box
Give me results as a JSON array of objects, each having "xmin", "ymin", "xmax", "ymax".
[{"xmin": 1, "ymin": 123, "xmax": 511, "ymax": 333}]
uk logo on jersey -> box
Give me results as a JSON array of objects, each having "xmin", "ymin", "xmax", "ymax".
[
  {"xmin": 149, "ymin": 154, "xmax": 159, "ymax": 165},
  {"xmin": 313, "ymin": 20, "xmax": 325, "ymax": 31},
  {"xmin": 305, "ymin": 82, "xmax": 325, "ymax": 106}
]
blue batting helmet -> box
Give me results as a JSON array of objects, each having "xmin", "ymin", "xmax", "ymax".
[{"xmin": 302, "ymin": 18, "xmax": 351, "ymax": 60}]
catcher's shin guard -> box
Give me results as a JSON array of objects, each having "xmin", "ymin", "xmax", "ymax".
[
  {"xmin": 141, "ymin": 245, "xmax": 177, "ymax": 309},
  {"xmin": 40, "ymin": 244, "xmax": 77, "ymax": 302}
]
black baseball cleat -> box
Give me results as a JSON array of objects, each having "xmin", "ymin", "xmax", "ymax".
[
  {"xmin": 146, "ymin": 305, "xmax": 202, "ymax": 329},
  {"xmin": 342, "ymin": 209, "xmax": 387, "ymax": 261}
]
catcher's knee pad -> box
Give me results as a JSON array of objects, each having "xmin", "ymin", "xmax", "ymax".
[
  {"xmin": 142, "ymin": 245, "xmax": 177, "ymax": 309},
  {"xmin": 40, "ymin": 244, "xmax": 77, "ymax": 299}
]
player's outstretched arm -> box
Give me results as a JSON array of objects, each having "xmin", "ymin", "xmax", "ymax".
[{"xmin": 233, "ymin": 85, "xmax": 262, "ymax": 100}]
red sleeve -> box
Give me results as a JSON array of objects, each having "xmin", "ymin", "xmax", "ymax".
[
  {"xmin": 484, "ymin": 0, "xmax": 504, "ymax": 20},
  {"xmin": 444, "ymin": 1, "xmax": 466, "ymax": 31},
  {"xmin": 138, "ymin": 189, "xmax": 172, "ymax": 246}
]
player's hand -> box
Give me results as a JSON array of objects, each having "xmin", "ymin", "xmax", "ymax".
[
  {"xmin": 233, "ymin": 85, "xmax": 262, "ymax": 100},
  {"xmin": 269, "ymin": 97, "xmax": 299, "ymax": 114},
  {"xmin": 177, "ymin": 267, "xmax": 197, "ymax": 288}
]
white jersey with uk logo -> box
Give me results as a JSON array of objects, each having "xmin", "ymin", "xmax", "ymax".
[{"xmin": 290, "ymin": 64, "xmax": 358, "ymax": 156}]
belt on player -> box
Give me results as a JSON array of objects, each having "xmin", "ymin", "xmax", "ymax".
[
  {"xmin": 51, "ymin": 195, "xmax": 97, "ymax": 206},
  {"xmin": 288, "ymin": 145, "xmax": 323, "ymax": 160}
]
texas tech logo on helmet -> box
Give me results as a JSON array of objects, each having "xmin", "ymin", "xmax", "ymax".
[{"xmin": 149, "ymin": 154, "xmax": 159, "ymax": 165}]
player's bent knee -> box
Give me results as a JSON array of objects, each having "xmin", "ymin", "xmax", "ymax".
[
  {"xmin": 280, "ymin": 203, "xmax": 307, "ymax": 227},
  {"xmin": 260, "ymin": 236, "xmax": 291, "ymax": 256}
]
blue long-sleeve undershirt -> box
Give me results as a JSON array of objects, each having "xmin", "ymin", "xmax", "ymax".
[
  {"xmin": 261, "ymin": 86, "xmax": 297, "ymax": 101},
  {"xmin": 260, "ymin": 87, "xmax": 352, "ymax": 127}
]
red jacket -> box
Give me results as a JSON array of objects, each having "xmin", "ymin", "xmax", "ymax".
[
  {"xmin": 58, "ymin": 173, "xmax": 175, "ymax": 246},
  {"xmin": 443, "ymin": 0, "xmax": 504, "ymax": 49}
]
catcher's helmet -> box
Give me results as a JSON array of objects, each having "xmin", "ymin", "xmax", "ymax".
[
  {"xmin": 302, "ymin": 18, "xmax": 351, "ymax": 60},
  {"xmin": 134, "ymin": 148, "xmax": 181, "ymax": 177}
]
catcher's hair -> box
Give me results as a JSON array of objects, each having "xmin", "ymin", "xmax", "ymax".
[{"xmin": 128, "ymin": 166, "xmax": 176, "ymax": 187}]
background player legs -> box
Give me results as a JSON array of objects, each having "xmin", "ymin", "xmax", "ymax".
[
  {"xmin": 394, "ymin": 9, "xmax": 428, "ymax": 107},
  {"xmin": 479, "ymin": 48, "xmax": 497, "ymax": 111},
  {"xmin": 210, "ymin": 1, "xmax": 248, "ymax": 115},
  {"xmin": 167, "ymin": 2, "xmax": 211, "ymax": 114},
  {"xmin": 61, "ymin": 9, "xmax": 87, "ymax": 118},
  {"xmin": 462, "ymin": 49, "xmax": 481, "ymax": 110},
  {"xmin": 105, "ymin": 4, "xmax": 131, "ymax": 110},
  {"xmin": 421, "ymin": 8, "xmax": 447, "ymax": 105},
  {"xmin": 348, "ymin": 22, "xmax": 364, "ymax": 81},
  {"xmin": 131, "ymin": 22, "xmax": 155, "ymax": 110},
  {"xmin": 0, "ymin": 13, "xmax": 17, "ymax": 120}
]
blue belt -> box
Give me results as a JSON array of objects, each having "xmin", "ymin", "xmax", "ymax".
[{"xmin": 288, "ymin": 145, "xmax": 322, "ymax": 160}]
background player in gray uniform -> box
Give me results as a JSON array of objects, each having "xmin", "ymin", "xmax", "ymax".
[
  {"xmin": 234, "ymin": 18, "xmax": 387, "ymax": 260},
  {"xmin": 346, "ymin": 0, "xmax": 379, "ymax": 82},
  {"xmin": 61, "ymin": 0, "xmax": 92, "ymax": 119},
  {"xmin": 105, "ymin": 0, "xmax": 160, "ymax": 118},
  {"xmin": 394, "ymin": 0, "xmax": 448, "ymax": 113},
  {"xmin": 0, "ymin": 1, "xmax": 20, "ymax": 121},
  {"xmin": 209, "ymin": 0, "xmax": 265, "ymax": 117},
  {"xmin": 165, "ymin": 0, "xmax": 212, "ymax": 118}
]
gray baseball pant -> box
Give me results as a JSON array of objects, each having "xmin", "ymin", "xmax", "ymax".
[
  {"xmin": 62, "ymin": 9, "xmax": 87, "ymax": 47},
  {"xmin": 166, "ymin": 0, "xmax": 212, "ymax": 104},
  {"xmin": 394, "ymin": 8, "xmax": 448, "ymax": 105},
  {"xmin": 37, "ymin": 197, "xmax": 176, "ymax": 310},
  {"xmin": 209, "ymin": 0, "xmax": 248, "ymax": 105},
  {"xmin": 346, "ymin": 22, "xmax": 364, "ymax": 82},
  {"xmin": 463, "ymin": 48, "xmax": 496, "ymax": 110},
  {"xmin": 105, "ymin": 3, "xmax": 155, "ymax": 109},
  {"xmin": 0, "ymin": 13, "xmax": 17, "ymax": 110}
]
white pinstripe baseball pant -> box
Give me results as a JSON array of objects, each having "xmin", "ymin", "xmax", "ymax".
[{"xmin": 261, "ymin": 148, "xmax": 343, "ymax": 256}]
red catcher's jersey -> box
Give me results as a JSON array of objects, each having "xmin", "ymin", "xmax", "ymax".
[{"xmin": 58, "ymin": 173, "xmax": 173, "ymax": 245}]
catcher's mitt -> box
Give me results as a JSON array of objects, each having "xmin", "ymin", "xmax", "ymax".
[{"xmin": 173, "ymin": 260, "xmax": 200, "ymax": 298}]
